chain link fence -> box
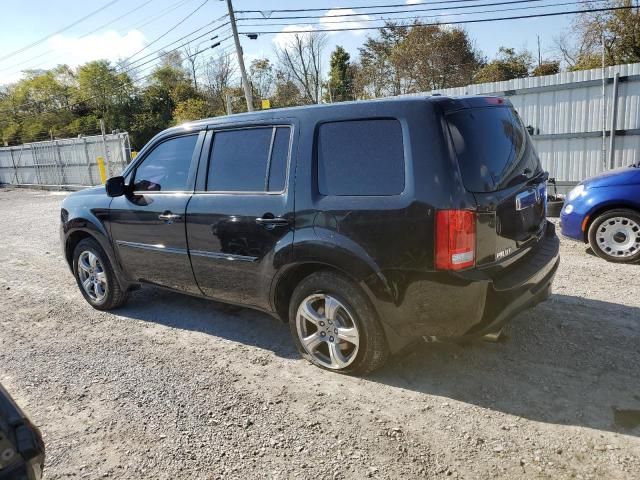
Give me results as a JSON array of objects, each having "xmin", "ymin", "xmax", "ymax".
[{"xmin": 0, "ymin": 132, "xmax": 132, "ymax": 189}]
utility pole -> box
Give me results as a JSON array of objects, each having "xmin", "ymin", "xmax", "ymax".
[
  {"xmin": 225, "ymin": 93, "xmax": 233, "ymax": 115},
  {"xmin": 537, "ymin": 35, "xmax": 542, "ymax": 68},
  {"xmin": 225, "ymin": 0, "xmax": 254, "ymax": 111}
]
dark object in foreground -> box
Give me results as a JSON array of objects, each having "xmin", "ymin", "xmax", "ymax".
[
  {"xmin": 61, "ymin": 96, "xmax": 559, "ymax": 375},
  {"xmin": 546, "ymin": 177, "xmax": 565, "ymax": 218},
  {"xmin": 0, "ymin": 384, "xmax": 44, "ymax": 480}
]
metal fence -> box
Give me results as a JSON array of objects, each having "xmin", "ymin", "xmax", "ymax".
[
  {"xmin": 0, "ymin": 133, "xmax": 131, "ymax": 188},
  {"xmin": 412, "ymin": 63, "xmax": 640, "ymax": 192}
]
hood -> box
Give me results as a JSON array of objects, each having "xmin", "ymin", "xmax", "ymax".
[
  {"xmin": 584, "ymin": 166, "xmax": 640, "ymax": 188},
  {"xmin": 67, "ymin": 185, "xmax": 106, "ymax": 197}
]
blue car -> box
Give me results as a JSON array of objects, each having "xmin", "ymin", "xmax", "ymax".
[{"xmin": 560, "ymin": 163, "xmax": 640, "ymax": 263}]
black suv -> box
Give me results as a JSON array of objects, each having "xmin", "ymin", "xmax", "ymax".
[{"xmin": 60, "ymin": 96, "xmax": 559, "ymax": 374}]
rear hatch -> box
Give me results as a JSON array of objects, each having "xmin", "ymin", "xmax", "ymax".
[{"xmin": 445, "ymin": 99, "xmax": 547, "ymax": 267}]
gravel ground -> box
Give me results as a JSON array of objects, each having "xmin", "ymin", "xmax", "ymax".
[{"xmin": 0, "ymin": 187, "xmax": 639, "ymax": 480}]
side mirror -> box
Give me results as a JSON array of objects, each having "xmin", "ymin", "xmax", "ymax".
[{"xmin": 105, "ymin": 176, "xmax": 126, "ymax": 197}]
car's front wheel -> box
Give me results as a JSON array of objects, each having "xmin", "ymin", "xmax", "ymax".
[
  {"xmin": 289, "ymin": 271, "xmax": 389, "ymax": 375},
  {"xmin": 73, "ymin": 238, "xmax": 129, "ymax": 310},
  {"xmin": 588, "ymin": 209, "xmax": 640, "ymax": 263}
]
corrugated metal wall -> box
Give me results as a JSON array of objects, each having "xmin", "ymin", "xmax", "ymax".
[
  {"xmin": 0, "ymin": 133, "xmax": 131, "ymax": 187},
  {"xmin": 413, "ymin": 63, "xmax": 640, "ymax": 188}
]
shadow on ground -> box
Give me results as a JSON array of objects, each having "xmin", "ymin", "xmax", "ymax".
[
  {"xmin": 117, "ymin": 289, "xmax": 640, "ymax": 436},
  {"xmin": 117, "ymin": 287, "xmax": 298, "ymax": 359}
]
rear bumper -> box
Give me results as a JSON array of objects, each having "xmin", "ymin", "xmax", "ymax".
[{"xmin": 374, "ymin": 222, "xmax": 559, "ymax": 345}]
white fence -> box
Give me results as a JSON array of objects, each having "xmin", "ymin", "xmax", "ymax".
[
  {"xmin": 0, "ymin": 133, "xmax": 131, "ymax": 188},
  {"xmin": 414, "ymin": 63, "xmax": 640, "ymax": 190}
]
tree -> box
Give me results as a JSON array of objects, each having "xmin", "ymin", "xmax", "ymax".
[
  {"xmin": 183, "ymin": 44, "xmax": 204, "ymax": 90},
  {"xmin": 130, "ymin": 62, "xmax": 196, "ymax": 147},
  {"xmin": 474, "ymin": 47, "xmax": 532, "ymax": 83},
  {"xmin": 203, "ymin": 53, "xmax": 237, "ymax": 115},
  {"xmin": 357, "ymin": 22, "xmax": 481, "ymax": 96},
  {"xmin": 326, "ymin": 46, "xmax": 354, "ymax": 102},
  {"xmin": 0, "ymin": 66, "xmax": 81, "ymax": 143},
  {"xmin": 272, "ymin": 71, "xmax": 304, "ymax": 107},
  {"xmin": 75, "ymin": 60, "xmax": 135, "ymax": 132},
  {"xmin": 275, "ymin": 31, "xmax": 327, "ymax": 104},
  {"xmin": 249, "ymin": 58, "xmax": 275, "ymax": 104},
  {"xmin": 532, "ymin": 61, "xmax": 560, "ymax": 77},
  {"xmin": 358, "ymin": 23, "xmax": 410, "ymax": 98},
  {"xmin": 173, "ymin": 98, "xmax": 209, "ymax": 123},
  {"xmin": 556, "ymin": 0, "xmax": 640, "ymax": 70},
  {"xmin": 394, "ymin": 23, "xmax": 481, "ymax": 91}
]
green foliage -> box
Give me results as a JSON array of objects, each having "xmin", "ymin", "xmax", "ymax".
[
  {"xmin": 561, "ymin": 0, "xmax": 640, "ymax": 70},
  {"xmin": 1, "ymin": 5, "xmax": 637, "ymax": 147},
  {"xmin": 475, "ymin": 47, "xmax": 532, "ymax": 83},
  {"xmin": 326, "ymin": 46, "xmax": 354, "ymax": 102},
  {"xmin": 532, "ymin": 61, "xmax": 560, "ymax": 77},
  {"xmin": 173, "ymin": 98, "xmax": 209, "ymax": 123}
]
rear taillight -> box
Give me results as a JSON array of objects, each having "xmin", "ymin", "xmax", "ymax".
[{"xmin": 435, "ymin": 210, "xmax": 476, "ymax": 271}]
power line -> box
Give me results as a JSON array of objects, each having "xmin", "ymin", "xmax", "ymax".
[
  {"xmin": 238, "ymin": 0, "xmax": 601, "ymax": 28},
  {"xmin": 0, "ymin": 33, "xmax": 233, "ymax": 116},
  {"xmin": 117, "ymin": 0, "xmax": 196, "ymax": 32},
  {"xmin": 238, "ymin": 0, "xmax": 551, "ymax": 20},
  {"xmin": 128, "ymin": 33, "xmax": 232, "ymax": 76},
  {"xmin": 0, "ymin": 0, "xmax": 122, "ymax": 63},
  {"xmin": 0, "ymin": 0, "xmax": 159, "ymax": 74},
  {"xmin": 124, "ymin": 0, "xmax": 212, "ymax": 62},
  {"xmin": 124, "ymin": 21, "xmax": 230, "ymax": 70},
  {"xmin": 239, "ymin": 4, "xmax": 638, "ymax": 34},
  {"xmin": 236, "ymin": 0, "xmax": 512, "ymax": 14},
  {"xmin": 0, "ymin": 38, "xmax": 231, "ymax": 120},
  {"xmin": 2, "ymin": 1, "xmax": 221, "ymax": 79}
]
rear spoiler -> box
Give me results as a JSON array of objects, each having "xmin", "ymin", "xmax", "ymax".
[{"xmin": 430, "ymin": 96, "xmax": 513, "ymax": 114}]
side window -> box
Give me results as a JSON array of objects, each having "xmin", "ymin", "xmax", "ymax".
[
  {"xmin": 267, "ymin": 127, "xmax": 290, "ymax": 192},
  {"xmin": 317, "ymin": 119, "xmax": 404, "ymax": 196},
  {"xmin": 133, "ymin": 135, "xmax": 198, "ymax": 192},
  {"xmin": 207, "ymin": 126, "xmax": 291, "ymax": 192}
]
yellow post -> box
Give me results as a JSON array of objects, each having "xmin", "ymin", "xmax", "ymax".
[
  {"xmin": 131, "ymin": 151, "xmax": 138, "ymax": 160},
  {"xmin": 261, "ymin": 99, "xmax": 271, "ymax": 109},
  {"xmin": 97, "ymin": 156, "xmax": 107, "ymax": 184}
]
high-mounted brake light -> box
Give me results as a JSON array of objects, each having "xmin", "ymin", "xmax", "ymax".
[{"xmin": 435, "ymin": 210, "xmax": 476, "ymax": 271}]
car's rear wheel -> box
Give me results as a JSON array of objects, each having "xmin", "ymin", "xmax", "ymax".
[
  {"xmin": 289, "ymin": 271, "xmax": 389, "ymax": 375},
  {"xmin": 73, "ymin": 238, "xmax": 129, "ymax": 310},
  {"xmin": 588, "ymin": 209, "xmax": 640, "ymax": 263}
]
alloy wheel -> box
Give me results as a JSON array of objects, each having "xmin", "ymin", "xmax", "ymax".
[
  {"xmin": 77, "ymin": 250, "xmax": 108, "ymax": 302},
  {"xmin": 295, "ymin": 294, "xmax": 360, "ymax": 370}
]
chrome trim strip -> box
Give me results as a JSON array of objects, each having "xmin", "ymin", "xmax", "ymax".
[
  {"xmin": 115, "ymin": 240, "xmax": 188, "ymax": 255},
  {"xmin": 189, "ymin": 250, "xmax": 257, "ymax": 262}
]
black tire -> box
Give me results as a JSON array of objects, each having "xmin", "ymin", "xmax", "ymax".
[
  {"xmin": 588, "ymin": 208, "xmax": 640, "ymax": 264},
  {"xmin": 289, "ymin": 270, "xmax": 389, "ymax": 375},
  {"xmin": 72, "ymin": 238, "xmax": 129, "ymax": 310}
]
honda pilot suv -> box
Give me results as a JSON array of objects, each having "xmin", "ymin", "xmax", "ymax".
[{"xmin": 60, "ymin": 96, "xmax": 559, "ymax": 375}]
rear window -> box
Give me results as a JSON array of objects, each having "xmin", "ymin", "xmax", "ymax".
[
  {"xmin": 317, "ymin": 119, "xmax": 404, "ymax": 196},
  {"xmin": 446, "ymin": 107, "xmax": 541, "ymax": 192}
]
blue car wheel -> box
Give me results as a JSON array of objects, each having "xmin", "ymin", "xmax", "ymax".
[{"xmin": 588, "ymin": 209, "xmax": 640, "ymax": 263}]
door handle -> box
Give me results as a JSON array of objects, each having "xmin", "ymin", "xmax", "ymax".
[
  {"xmin": 256, "ymin": 216, "xmax": 290, "ymax": 227},
  {"xmin": 158, "ymin": 212, "xmax": 182, "ymax": 223}
]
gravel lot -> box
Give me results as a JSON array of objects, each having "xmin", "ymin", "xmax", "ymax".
[{"xmin": 1, "ymin": 187, "xmax": 639, "ymax": 479}]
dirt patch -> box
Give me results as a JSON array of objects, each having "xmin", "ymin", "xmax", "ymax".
[{"xmin": 1, "ymin": 188, "xmax": 639, "ymax": 479}]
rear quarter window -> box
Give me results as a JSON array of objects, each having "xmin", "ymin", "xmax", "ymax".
[{"xmin": 316, "ymin": 118, "xmax": 404, "ymax": 196}]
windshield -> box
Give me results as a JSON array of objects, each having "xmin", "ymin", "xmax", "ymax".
[{"xmin": 446, "ymin": 106, "xmax": 542, "ymax": 192}]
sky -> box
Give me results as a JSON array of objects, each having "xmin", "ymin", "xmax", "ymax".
[{"xmin": 0, "ymin": 0, "xmax": 577, "ymax": 87}]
